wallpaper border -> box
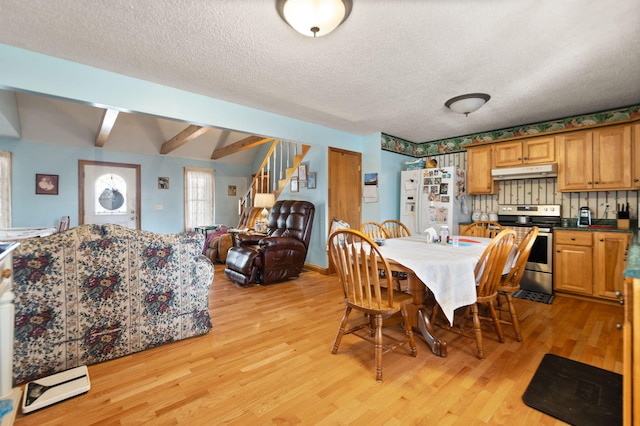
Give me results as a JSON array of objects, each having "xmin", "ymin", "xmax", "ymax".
[{"xmin": 381, "ymin": 104, "xmax": 640, "ymax": 157}]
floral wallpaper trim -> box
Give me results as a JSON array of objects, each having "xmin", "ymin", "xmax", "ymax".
[{"xmin": 381, "ymin": 104, "xmax": 640, "ymax": 157}]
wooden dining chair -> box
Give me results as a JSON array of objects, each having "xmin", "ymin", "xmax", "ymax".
[
  {"xmin": 380, "ymin": 219, "xmax": 411, "ymax": 238},
  {"xmin": 496, "ymin": 226, "xmax": 539, "ymax": 342},
  {"xmin": 360, "ymin": 222, "xmax": 389, "ymax": 240},
  {"xmin": 462, "ymin": 221, "xmax": 503, "ymax": 238},
  {"xmin": 379, "ymin": 219, "xmax": 411, "ymax": 291},
  {"xmin": 327, "ymin": 228, "xmax": 417, "ymax": 382},
  {"xmin": 430, "ymin": 229, "xmax": 517, "ymax": 359}
]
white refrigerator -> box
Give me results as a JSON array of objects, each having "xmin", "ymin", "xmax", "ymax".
[{"xmin": 400, "ymin": 166, "xmax": 470, "ymax": 236}]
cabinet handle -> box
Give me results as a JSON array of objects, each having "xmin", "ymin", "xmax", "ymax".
[
  {"xmin": 616, "ymin": 323, "xmax": 622, "ymax": 330},
  {"xmin": 523, "ymin": 157, "xmax": 528, "ymax": 160},
  {"xmin": 518, "ymin": 157, "xmax": 522, "ymax": 161},
  {"xmin": 556, "ymin": 249, "xmax": 561, "ymax": 253},
  {"xmin": 588, "ymin": 181, "xmax": 592, "ymax": 184},
  {"xmin": 2, "ymin": 269, "xmax": 11, "ymax": 279},
  {"xmin": 570, "ymin": 237, "xmax": 576, "ymax": 240},
  {"xmin": 615, "ymin": 291, "xmax": 623, "ymax": 297},
  {"xmin": 634, "ymin": 179, "xmax": 639, "ymax": 182},
  {"xmin": 599, "ymin": 238, "xmax": 604, "ymax": 242}
]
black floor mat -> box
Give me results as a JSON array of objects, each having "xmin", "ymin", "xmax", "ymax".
[
  {"xmin": 523, "ymin": 353, "xmax": 622, "ymax": 426},
  {"xmin": 512, "ymin": 289, "xmax": 554, "ymax": 304}
]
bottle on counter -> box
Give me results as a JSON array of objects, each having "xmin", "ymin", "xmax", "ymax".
[{"xmin": 439, "ymin": 226, "xmax": 449, "ymax": 245}]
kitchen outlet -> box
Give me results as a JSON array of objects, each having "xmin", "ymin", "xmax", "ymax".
[{"xmin": 154, "ymin": 204, "xmax": 163, "ymax": 210}]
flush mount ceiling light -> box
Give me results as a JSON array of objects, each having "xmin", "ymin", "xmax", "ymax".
[
  {"xmin": 276, "ymin": 0, "xmax": 353, "ymax": 37},
  {"xmin": 444, "ymin": 93, "xmax": 491, "ymax": 116}
]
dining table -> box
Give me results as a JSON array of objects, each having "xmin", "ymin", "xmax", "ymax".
[{"xmin": 377, "ymin": 235, "xmax": 493, "ymax": 357}]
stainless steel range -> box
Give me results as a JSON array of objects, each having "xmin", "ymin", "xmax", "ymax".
[{"xmin": 497, "ymin": 204, "xmax": 561, "ymax": 295}]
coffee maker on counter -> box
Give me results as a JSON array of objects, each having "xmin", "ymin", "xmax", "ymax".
[{"xmin": 578, "ymin": 206, "xmax": 592, "ymax": 227}]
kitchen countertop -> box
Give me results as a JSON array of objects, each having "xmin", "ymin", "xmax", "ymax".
[{"xmin": 555, "ymin": 219, "xmax": 636, "ymax": 233}]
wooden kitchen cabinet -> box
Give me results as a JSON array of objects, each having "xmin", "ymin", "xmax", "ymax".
[
  {"xmin": 634, "ymin": 123, "xmax": 640, "ymax": 189},
  {"xmin": 554, "ymin": 229, "xmax": 632, "ymax": 300},
  {"xmin": 466, "ymin": 144, "xmax": 495, "ymax": 194},
  {"xmin": 557, "ymin": 124, "xmax": 632, "ymax": 191},
  {"xmin": 594, "ymin": 231, "xmax": 632, "ymax": 300},
  {"xmin": 554, "ymin": 230, "xmax": 593, "ymax": 295},
  {"xmin": 493, "ymin": 136, "xmax": 556, "ymax": 168}
]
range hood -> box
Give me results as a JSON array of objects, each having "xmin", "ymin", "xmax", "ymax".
[{"xmin": 491, "ymin": 163, "xmax": 558, "ymax": 180}]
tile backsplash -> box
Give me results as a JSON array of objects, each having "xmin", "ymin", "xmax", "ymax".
[{"xmin": 432, "ymin": 151, "xmax": 638, "ymax": 220}]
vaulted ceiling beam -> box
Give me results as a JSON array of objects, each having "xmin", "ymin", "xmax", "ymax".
[
  {"xmin": 161, "ymin": 125, "xmax": 211, "ymax": 154},
  {"xmin": 211, "ymin": 136, "xmax": 273, "ymax": 160},
  {"xmin": 95, "ymin": 108, "xmax": 120, "ymax": 147}
]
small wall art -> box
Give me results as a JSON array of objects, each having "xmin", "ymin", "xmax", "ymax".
[
  {"xmin": 158, "ymin": 177, "xmax": 170, "ymax": 189},
  {"xmin": 35, "ymin": 174, "xmax": 58, "ymax": 195},
  {"xmin": 290, "ymin": 177, "xmax": 299, "ymax": 193},
  {"xmin": 228, "ymin": 185, "xmax": 237, "ymax": 196},
  {"xmin": 307, "ymin": 172, "xmax": 316, "ymax": 189}
]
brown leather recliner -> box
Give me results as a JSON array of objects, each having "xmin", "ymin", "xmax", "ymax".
[{"xmin": 224, "ymin": 200, "xmax": 315, "ymax": 286}]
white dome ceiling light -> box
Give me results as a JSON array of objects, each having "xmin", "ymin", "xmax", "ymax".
[
  {"xmin": 276, "ymin": 0, "xmax": 353, "ymax": 37},
  {"xmin": 444, "ymin": 93, "xmax": 491, "ymax": 116}
]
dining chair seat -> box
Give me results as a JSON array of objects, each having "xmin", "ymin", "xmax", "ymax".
[{"xmin": 327, "ymin": 229, "xmax": 417, "ymax": 382}]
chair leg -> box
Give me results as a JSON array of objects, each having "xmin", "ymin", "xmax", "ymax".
[
  {"xmin": 401, "ymin": 307, "xmax": 417, "ymax": 357},
  {"xmin": 504, "ymin": 293, "xmax": 523, "ymax": 342},
  {"xmin": 471, "ymin": 304, "xmax": 484, "ymax": 359},
  {"xmin": 487, "ymin": 301, "xmax": 505, "ymax": 343},
  {"xmin": 332, "ymin": 306, "xmax": 352, "ymax": 354},
  {"xmin": 373, "ymin": 314, "xmax": 383, "ymax": 382}
]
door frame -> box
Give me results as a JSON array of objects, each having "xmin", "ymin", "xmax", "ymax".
[{"xmin": 78, "ymin": 160, "xmax": 142, "ymax": 229}]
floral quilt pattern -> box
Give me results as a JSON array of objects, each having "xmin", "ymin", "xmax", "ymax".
[{"xmin": 11, "ymin": 224, "xmax": 213, "ymax": 385}]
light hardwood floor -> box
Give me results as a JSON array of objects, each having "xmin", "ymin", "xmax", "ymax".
[{"xmin": 14, "ymin": 264, "xmax": 623, "ymax": 425}]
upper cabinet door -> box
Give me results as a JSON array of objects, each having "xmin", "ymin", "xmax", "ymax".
[
  {"xmin": 592, "ymin": 125, "xmax": 632, "ymax": 190},
  {"xmin": 493, "ymin": 141, "xmax": 523, "ymax": 168},
  {"xmin": 522, "ymin": 136, "xmax": 556, "ymax": 164},
  {"xmin": 467, "ymin": 145, "xmax": 495, "ymax": 194},
  {"xmin": 557, "ymin": 131, "xmax": 593, "ymax": 191},
  {"xmin": 493, "ymin": 136, "xmax": 556, "ymax": 168}
]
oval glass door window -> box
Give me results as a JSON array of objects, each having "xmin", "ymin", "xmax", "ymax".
[{"xmin": 95, "ymin": 174, "xmax": 127, "ymax": 215}]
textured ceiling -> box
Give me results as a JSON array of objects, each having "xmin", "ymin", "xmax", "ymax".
[{"xmin": 1, "ymin": 0, "xmax": 639, "ymax": 146}]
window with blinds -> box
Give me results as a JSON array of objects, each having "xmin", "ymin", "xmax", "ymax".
[{"xmin": 184, "ymin": 167, "xmax": 215, "ymax": 231}]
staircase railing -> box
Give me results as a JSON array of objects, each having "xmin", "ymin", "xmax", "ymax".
[{"xmin": 239, "ymin": 140, "xmax": 310, "ymax": 214}]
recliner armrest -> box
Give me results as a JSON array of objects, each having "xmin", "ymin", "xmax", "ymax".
[
  {"xmin": 235, "ymin": 233, "xmax": 264, "ymax": 246},
  {"xmin": 259, "ymin": 236, "xmax": 305, "ymax": 251}
]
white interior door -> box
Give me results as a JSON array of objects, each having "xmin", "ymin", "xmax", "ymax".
[{"xmin": 80, "ymin": 161, "xmax": 140, "ymax": 229}]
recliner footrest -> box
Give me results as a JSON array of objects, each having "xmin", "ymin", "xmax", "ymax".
[{"xmin": 224, "ymin": 246, "xmax": 262, "ymax": 286}]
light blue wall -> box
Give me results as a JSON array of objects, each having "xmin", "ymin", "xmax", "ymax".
[
  {"xmin": 0, "ymin": 44, "xmax": 391, "ymax": 269},
  {"xmin": 0, "ymin": 138, "xmax": 251, "ymax": 233}
]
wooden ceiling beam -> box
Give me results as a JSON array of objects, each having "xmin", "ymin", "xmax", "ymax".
[
  {"xmin": 211, "ymin": 136, "xmax": 273, "ymax": 160},
  {"xmin": 95, "ymin": 108, "xmax": 120, "ymax": 147},
  {"xmin": 161, "ymin": 125, "xmax": 211, "ymax": 154}
]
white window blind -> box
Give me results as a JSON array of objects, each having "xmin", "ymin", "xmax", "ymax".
[
  {"xmin": 184, "ymin": 167, "xmax": 215, "ymax": 231},
  {"xmin": 0, "ymin": 152, "xmax": 11, "ymax": 228}
]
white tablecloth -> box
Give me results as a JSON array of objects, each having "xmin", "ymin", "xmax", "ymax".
[{"xmin": 379, "ymin": 235, "xmax": 492, "ymax": 325}]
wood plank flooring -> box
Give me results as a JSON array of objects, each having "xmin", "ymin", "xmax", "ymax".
[{"xmin": 14, "ymin": 264, "xmax": 624, "ymax": 425}]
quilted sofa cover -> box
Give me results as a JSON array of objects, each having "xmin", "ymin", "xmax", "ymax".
[{"xmin": 11, "ymin": 224, "xmax": 213, "ymax": 385}]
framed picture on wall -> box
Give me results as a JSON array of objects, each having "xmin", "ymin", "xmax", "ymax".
[
  {"xmin": 307, "ymin": 172, "xmax": 316, "ymax": 189},
  {"xmin": 35, "ymin": 174, "xmax": 59, "ymax": 195},
  {"xmin": 228, "ymin": 185, "xmax": 237, "ymax": 196},
  {"xmin": 298, "ymin": 164, "xmax": 307, "ymax": 182},
  {"xmin": 158, "ymin": 177, "xmax": 169, "ymax": 189},
  {"xmin": 290, "ymin": 177, "xmax": 299, "ymax": 193}
]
